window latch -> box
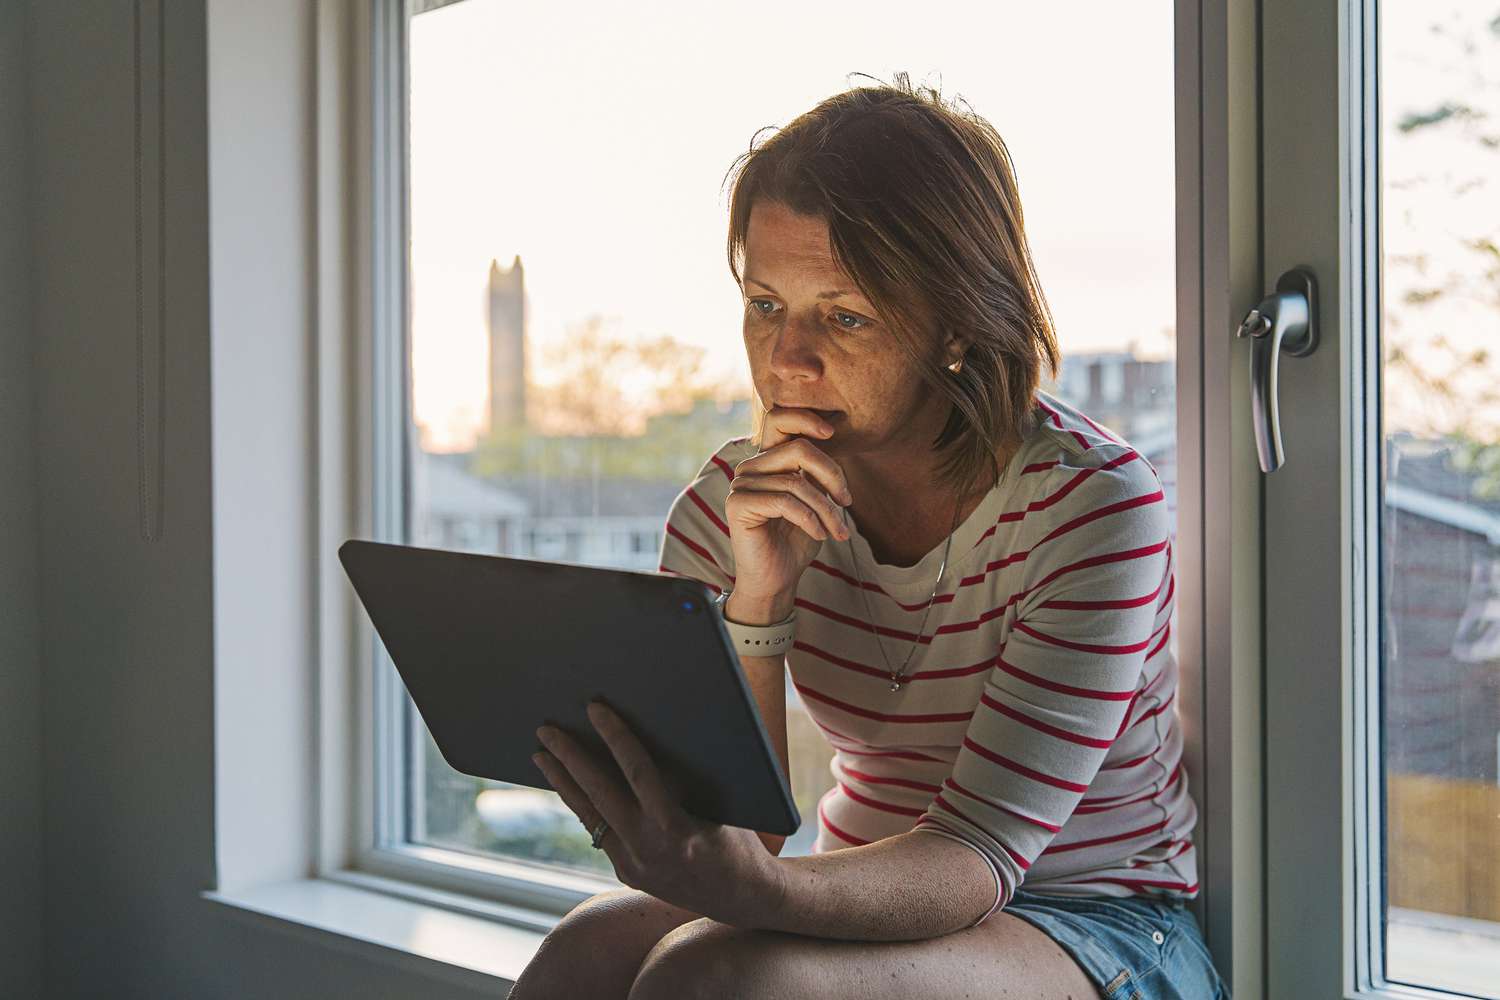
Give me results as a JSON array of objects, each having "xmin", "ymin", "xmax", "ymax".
[{"xmin": 1235, "ymin": 265, "xmax": 1319, "ymax": 473}]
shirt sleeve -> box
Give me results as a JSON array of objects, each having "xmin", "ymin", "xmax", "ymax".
[
  {"xmin": 655, "ymin": 438, "xmax": 745, "ymax": 597},
  {"xmin": 910, "ymin": 445, "xmax": 1173, "ymax": 926}
]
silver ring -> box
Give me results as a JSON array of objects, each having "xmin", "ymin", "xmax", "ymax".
[{"xmin": 589, "ymin": 817, "xmax": 610, "ymax": 849}]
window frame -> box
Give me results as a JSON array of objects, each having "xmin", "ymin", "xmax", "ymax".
[
  {"xmin": 322, "ymin": 0, "xmax": 621, "ymax": 925},
  {"xmin": 1174, "ymin": 0, "xmax": 1267, "ymax": 995}
]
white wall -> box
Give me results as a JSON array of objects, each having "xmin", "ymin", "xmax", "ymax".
[
  {"xmin": 207, "ymin": 0, "xmax": 319, "ymax": 898},
  {"xmin": 0, "ymin": 0, "xmax": 46, "ymax": 995},
  {"xmin": 20, "ymin": 2, "xmax": 502, "ymax": 996}
]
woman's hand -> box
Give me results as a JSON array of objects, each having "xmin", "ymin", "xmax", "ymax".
[
  {"xmin": 533, "ymin": 699, "xmax": 785, "ymax": 929},
  {"xmin": 725, "ymin": 406, "xmax": 855, "ymax": 613}
]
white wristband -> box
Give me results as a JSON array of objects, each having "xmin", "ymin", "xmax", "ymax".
[{"xmin": 713, "ymin": 589, "xmax": 796, "ymax": 654}]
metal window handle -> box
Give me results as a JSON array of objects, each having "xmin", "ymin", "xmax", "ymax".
[{"xmin": 1235, "ymin": 266, "xmax": 1318, "ymax": 473}]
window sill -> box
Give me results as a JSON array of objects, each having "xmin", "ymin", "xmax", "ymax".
[{"xmin": 203, "ymin": 874, "xmax": 559, "ymax": 995}]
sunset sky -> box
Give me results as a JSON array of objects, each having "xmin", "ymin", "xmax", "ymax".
[
  {"xmin": 407, "ymin": 0, "xmax": 1496, "ymax": 452},
  {"xmin": 406, "ymin": 1, "xmax": 1176, "ymax": 451}
]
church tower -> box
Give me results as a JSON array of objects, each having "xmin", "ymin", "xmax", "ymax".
[{"xmin": 487, "ymin": 255, "xmax": 527, "ymax": 433}]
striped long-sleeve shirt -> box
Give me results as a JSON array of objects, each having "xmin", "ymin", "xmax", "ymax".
[{"xmin": 657, "ymin": 391, "xmax": 1199, "ymax": 927}]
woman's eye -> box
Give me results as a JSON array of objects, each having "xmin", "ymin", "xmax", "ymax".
[{"xmin": 746, "ymin": 299, "xmax": 867, "ymax": 331}]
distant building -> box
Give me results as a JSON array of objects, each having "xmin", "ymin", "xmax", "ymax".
[
  {"xmin": 1383, "ymin": 434, "xmax": 1500, "ymax": 785},
  {"xmin": 487, "ymin": 255, "xmax": 527, "ymax": 434},
  {"xmin": 413, "ymin": 448, "xmax": 679, "ymax": 572},
  {"xmin": 1053, "ymin": 350, "xmax": 1175, "ymax": 439},
  {"xmin": 411, "ymin": 449, "xmax": 528, "ymax": 553}
]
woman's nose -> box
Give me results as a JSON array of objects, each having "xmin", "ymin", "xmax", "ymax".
[{"xmin": 768, "ymin": 315, "xmax": 823, "ymax": 381}]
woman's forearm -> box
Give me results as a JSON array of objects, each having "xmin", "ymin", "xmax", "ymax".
[{"xmin": 750, "ymin": 829, "xmax": 999, "ymax": 941}]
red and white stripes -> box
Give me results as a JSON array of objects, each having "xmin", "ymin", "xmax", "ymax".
[{"xmin": 658, "ymin": 394, "xmax": 1199, "ymax": 924}]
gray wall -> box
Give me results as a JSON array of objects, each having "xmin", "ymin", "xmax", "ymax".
[
  {"xmin": 1, "ymin": 0, "xmax": 46, "ymax": 996},
  {"xmin": 11, "ymin": 2, "xmax": 501, "ymax": 996},
  {"xmin": 30, "ymin": 2, "xmax": 219, "ymax": 992}
]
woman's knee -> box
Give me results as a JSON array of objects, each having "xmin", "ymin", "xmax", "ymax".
[
  {"xmin": 628, "ymin": 918, "xmax": 769, "ymax": 1000},
  {"xmin": 511, "ymin": 889, "xmax": 697, "ymax": 1000}
]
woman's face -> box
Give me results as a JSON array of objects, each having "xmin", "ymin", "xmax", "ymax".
[{"xmin": 740, "ymin": 199, "xmax": 952, "ymax": 458}]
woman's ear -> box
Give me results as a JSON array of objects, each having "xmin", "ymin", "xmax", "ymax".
[{"xmin": 942, "ymin": 331, "xmax": 971, "ymax": 367}]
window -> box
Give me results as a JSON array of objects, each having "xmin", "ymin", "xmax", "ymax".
[
  {"xmin": 367, "ymin": 0, "xmax": 1178, "ymax": 907},
  {"xmin": 1377, "ymin": 3, "xmax": 1500, "ymax": 993},
  {"xmin": 1259, "ymin": 1, "xmax": 1500, "ymax": 994}
]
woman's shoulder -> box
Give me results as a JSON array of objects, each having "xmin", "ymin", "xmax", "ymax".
[
  {"xmin": 681, "ymin": 435, "xmax": 757, "ymax": 498},
  {"xmin": 1003, "ymin": 393, "xmax": 1171, "ymax": 549},
  {"xmin": 1026, "ymin": 392, "xmax": 1164, "ymax": 494},
  {"xmin": 710, "ymin": 434, "xmax": 759, "ymax": 471},
  {"xmin": 665, "ymin": 435, "xmax": 757, "ymax": 523}
]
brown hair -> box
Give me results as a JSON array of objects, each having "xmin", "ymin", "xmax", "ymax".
[{"xmin": 723, "ymin": 72, "xmax": 1061, "ymax": 501}]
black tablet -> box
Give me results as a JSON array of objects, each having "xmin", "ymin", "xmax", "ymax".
[{"xmin": 337, "ymin": 539, "xmax": 800, "ymax": 836}]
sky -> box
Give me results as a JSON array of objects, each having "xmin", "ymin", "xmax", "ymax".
[
  {"xmin": 406, "ymin": 0, "xmax": 1497, "ymax": 452},
  {"xmin": 406, "ymin": 0, "xmax": 1176, "ymax": 451}
]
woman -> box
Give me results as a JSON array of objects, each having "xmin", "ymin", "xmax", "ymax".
[{"xmin": 514, "ymin": 75, "xmax": 1228, "ymax": 1000}]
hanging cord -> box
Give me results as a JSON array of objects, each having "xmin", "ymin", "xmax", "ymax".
[{"xmin": 134, "ymin": 0, "xmax": 167, "ymax": 542}]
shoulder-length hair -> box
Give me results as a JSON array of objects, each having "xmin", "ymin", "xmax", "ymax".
[{"xmin": 723, "ymin": 72, "xmax": 1061, "ymax": 500}]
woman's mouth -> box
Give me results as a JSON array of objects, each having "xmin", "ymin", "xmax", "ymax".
[{"xmin": 773, "ymin": 401, "xmax": 843, "ymax": 422}]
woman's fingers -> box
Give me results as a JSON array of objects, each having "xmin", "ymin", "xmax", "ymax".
[
  {"xmin": 726, "ymin": 486, "xmax": 831, "ymax": 541},
  {"xmin": 747, "ymin": 405, "xmax": 855, "ymax": 510},
  {"xmin": 757, "ymin": 405, "xmax": 834, "ymax": 452},
  {"xmin": 535, "ymin": 725, "xmax": 636, "ymax": 842},
  {"xmin": 531, "ymin": 749, "xmax": 619, "ymax": 858},
  {"xmin": 585, "ymin": 701, "xmax": 683, "ymax": 829},
  {"xmin": 735, "ymin": 437, "xmax": 853, "ymax": 510},
  {"xmin": 729, "ymin": 471, "xmax": 850, "ymax": 541}
]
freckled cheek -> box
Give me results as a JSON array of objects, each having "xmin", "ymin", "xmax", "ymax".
[
  {"xmin": 853, "ymin": 388, "xmax": 915, "ymax": 430},
  {"xmin": 841, "ymin": 361, "xmax": 889, "ymax": 399},
  {"xmin": 744, "ymin": 347, "xmax": 774, "ymax": 387},
  {"xmin": 742, "ymin": 326, "xmax": 774, "ymax": 366}
]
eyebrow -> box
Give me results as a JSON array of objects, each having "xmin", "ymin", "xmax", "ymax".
[{"xmin": 744, "ymin": 276, "xmax": 856, "ymax": 301}]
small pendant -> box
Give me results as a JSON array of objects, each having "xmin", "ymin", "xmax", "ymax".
[{"xmin": 889, "ymin": 677, "xmax": 903, "ymax": 692}]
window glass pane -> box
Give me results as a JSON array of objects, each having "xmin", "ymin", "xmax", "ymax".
[
  {"xmin": 403, "ymin": 0, "xmax": 1174, "ymax": 877},
  {"xmin": 1379, "ymin": 2, "xmax": 1500, "ymax": 993}
]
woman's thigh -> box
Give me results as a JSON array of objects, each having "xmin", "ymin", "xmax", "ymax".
[
  {"xmin": 627, "ymin": 911, "xmax": 1105, "ymax": 1000},
  {"xmin": 508, "ymin": 887, "xmax": 704, "ymax": 1000}
]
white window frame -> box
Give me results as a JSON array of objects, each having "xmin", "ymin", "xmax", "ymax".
[
  {"xmin": 1175, "ymin": 1, "xmax": 1267, "ymax": 996},
  {"xmin": 309, "ymin": 4, "xmax": 1271, "ymax": 994},
  {"xmin": 308, "ymin": 0, "xmax": 620, "ymax": 930}
]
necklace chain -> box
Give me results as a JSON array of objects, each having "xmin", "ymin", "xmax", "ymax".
[{"xmin": 845, "ymin": 500, "xmax": 963, "ymax": 692}]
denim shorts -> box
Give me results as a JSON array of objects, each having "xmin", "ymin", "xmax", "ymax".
[{"xmin": 1003, "ymin": 888, "xmax": 1231, "ymax": 1000}]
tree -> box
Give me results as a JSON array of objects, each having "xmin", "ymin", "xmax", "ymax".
[
  {"xmin": 1382, "ymin": 10, "xmax": 1500, "ymax": 498},
  {"xmin": 468, "ymin": 317, "xmax": 752, "ymax": 483},
  {"xmin": 523, "ymin": 315, "xmax": 737, "ymax": 437}
]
